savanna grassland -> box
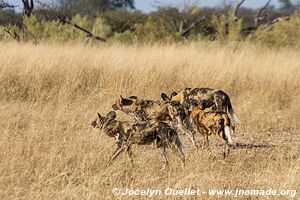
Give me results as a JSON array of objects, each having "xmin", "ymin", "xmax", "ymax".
[{"xmin": 0, "ymin": 42, "xmax": 299, "ymax": 199}]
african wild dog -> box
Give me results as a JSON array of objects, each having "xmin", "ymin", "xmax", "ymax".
[
  {"xmin": 189, "ymin": 100, "xmax": 235, "ymax": 157},
  {"xmin": 91, "ymin": 111, "xmax": 185, "ymax": 169},
  {"xmin": 164, "ymin": 87, "xmax": 241, "ymax": 124},
  {"xmin": 111, "ymin": 95, "xmax": 198, "ymax": 149},
  {"xmin": 160, "ymin": 93, "xmax": 198, "ymax": 149},
  {"xmin": 112, "ymin": 96, "xmax": 171, "ymax": 122}
]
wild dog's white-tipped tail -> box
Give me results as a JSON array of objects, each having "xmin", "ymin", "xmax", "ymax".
[
  {"xmin": 229, "ymin": 108, "xmax": 241, "ymax": 124},
  {"xmin": 224, "ymin": 125, "xmax": 234, "ymax": 145}
]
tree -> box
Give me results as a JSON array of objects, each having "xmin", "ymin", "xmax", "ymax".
[
  {"xmin": 21, "ymin": 0, "xmax": 34, "ymax": 17},
  {"xmin": 0, "ymin": 1, "xmax": 16, "ymax": 9},
  {"xmin": 279, "ymin": 0, "xmax": 293, "ymax": 11},
  {"xmin": 55, "ymin": 0, "xmax": 135, "ymax": 15}
]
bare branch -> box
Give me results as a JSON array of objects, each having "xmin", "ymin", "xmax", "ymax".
[
  {"xmin": 234, "ymin": 0, "xmax": 246, "ymax": 21},
  {"xmin": 0, "ymin": 1, "xmax": 16, "ymax": 9},
  {"xmin": 271, "ymin": 16, "xmax": 290, "ymax": 24},
  {"xmin": 35, "ymin": 0, "xmax": 53, "ymax": 9},
  {"xmin": 21, "ymin": 0, "xmax": 34, "ymax": 17},
  {"xmin": 257, "ymin": 0, "xmax": 271, "ymax": 17},
  {"xmin": 56, "ymin": 14, "xmax": 106, "ymax": 42},
  {"xmin": 30, "ymin": 0, "xmax": 34, "ymax": 9},
  {"xmin": 4, "ymin": 26, "xmax": 20, "ymax": 41},
  {"xmin": 181, "ymin": 16, "xmax": 205, "ymax": 38},
  {"xmin": 255, "ymin": 0, "xmax": 271, "ymax": 27},
  {"xmin": 172, "ymin": 17, "xmax": 179, "ymax": 33},
  {"xmin": 262, "ymin": 16, "xmax": 290, "ymax": 29},
  {"xmin": 152, "ymin": 0, "xmax": 176, "ymax": 9}
]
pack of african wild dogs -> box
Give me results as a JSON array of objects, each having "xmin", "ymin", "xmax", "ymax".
[{"xmin": 91, "ymin": 87, "xmax": 241, "ymax": 169}]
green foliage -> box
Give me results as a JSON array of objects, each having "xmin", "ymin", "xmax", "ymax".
[
  {"xmin": 1, "ymin": 7, "xmax": 300, "ymax": 48},
  {"xmin": 99, "ymin": 10, "xmax": 145, "ymax": 33},
  {"xmin": 92, "ymin": 18, "xmax": 112, "ymax": 39},
  {"xmin": 56, "ymin": 0, "xmax": 135, "ymax": 16},
  {"xmin": 2, "ymin": 15, "xmax": 112, "ymax": 43},
  {"xmin": 23, "ymin": 15, "xmax": 43, "ymax": 40},
  {"xmin": 69, "ymin": 14, "xmax": 91, "ymax": 39},
  {"xmin": 0, "ymin": 11, "xmax": 22, "ymax": 26},
  {"xmin": 112, "ymin": 30, "xmax": 135, "ymax": 44},
  {"xmin": 211, "ymin": 12, "xmax": 243, "ymax": 42},
  {"xmin": 134, "ymin": 16, "xmax": 176, "ymax": 43},
  {"xmin": 39, "ymin": 20, "xmax": 60, "ymax": 39},
  {"xmin": 0, "ymin": 24, "xmax": 21, "ymax": 41}
]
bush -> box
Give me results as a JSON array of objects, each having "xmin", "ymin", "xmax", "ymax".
[
  {"xmin": 111, "ymin": 30, "xmax": 135, "ymax": 44},
  {"xmin": 99, "ymin": 10, "xmax": 145, "ymax": 33},
  {"xmin": 249, "ymin": 11, "xmax": 300, "ymax": 48},
  {"xmin": 134, "ymin": 16, "xmax": 176, "ymax": 43},
  {"xmin": 0, "ymin": 15, "xmax": 112, "ymax": 43},
  {"xmin": 23, "ymin": 15, "xmax": 43, "ymax": 41},
  {"xmin": 1, "ymin": 8, "xmax": 300, "ymax": 48},
  {"xmin": 211, "ymin": 12, "xmax": 243, "ymax": 42},
  {"xmin": 92, "ymin": 17, "xmax": 112, "ymax": 39}
]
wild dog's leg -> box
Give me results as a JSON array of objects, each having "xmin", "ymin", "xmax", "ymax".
[
  {"xmin": 176, "ymin": 117, "xmax": 198, "ymax": 150},
  {"xmin": 213, "ymin": 131, "xmax": 228, "ymax": 145},
  {"xmin": 159, "ymin": 147, "xmax": 169, "ymax": 170},
  {"xmin": 109, "ymin": 144, "xmax": 124, "ymax": 162},
  {"xmin": 173, "ymin": 136, "xmax": 185, "ymax": 169},
  {"xmin": 169, "ymin": 136, "xmax": 185, "ymax": 169},
  {"xmin": 151, "ymin": 139, "xmax": 157, "ymax": 149},
  {"xmin": 125, "ymin": 146, "xmax": 134, "ymax": 166},
  {"xmin": 195, "ymin": 125, "xmax": 208, "ymax": 150},
  {"xmin": 213, "ymin": 131, "xmax": 230, "ymax": 158},
  {"xmin": 180, "ymin": 125, "xmax": 198, "ymax": 150},
  {"xmin": 203, "ymin": 133, "xmax": 209, "ymax": 150},
  {"xmin": 187, "ymin": 130, "xmax": 198, "ymax": 150}
]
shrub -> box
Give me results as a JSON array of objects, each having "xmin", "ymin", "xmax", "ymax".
[
  {"xmin": 249, "ymin": 11, "xmax": 300, "ymax": 48},
  {"xmin": 134, "ymin": 16, "xmax": 176, "ymax": 43},
  {"xmin": 211, "ymin": 12, "xmax": 243, "ymax": 42},
  {"xmin": 111, "ymin": 30, "xmax": 135, "ymax": 44},
  {"xmin": 92, "ymin": 17, "xmax": 112, "ymax": 39},
  {"xmin": 23, "ymin": 15, "xmax": 43, "ymax": 41}
]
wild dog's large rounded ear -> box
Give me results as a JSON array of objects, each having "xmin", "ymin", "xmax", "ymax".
[
  {"xmin": 97, "ymin": 113, "xmax": 102, "ymax": 119},
  {"xmin": 170, "ymin": 92, "xmax": 178, "ymax": 98},
  {"xmin": 129, "ymin": 96, "xmax": 137, "ymax": 99},
  {"xmin": 91, "ymin": 120, "xmax": 97, "ymax": 128},
  {"xmin": 107, "ymin": 111, "xmax": 117, "ymax": 119},
  {"xmin": 119, "ymin": 95, "xmax": 125, "ymax": 105},
  {"xmin": 161, "ymin": 93, "xmax": 171, "ymax": 102},
  {"xmin": 184, "ymin": 88, "xmax": 191, "ymax": 95}
]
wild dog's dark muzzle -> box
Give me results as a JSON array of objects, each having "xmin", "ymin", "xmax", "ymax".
[
  {"xmin": 91, "ymin": 120, "xmax": 104, "ymax": 129},
  {"xmin": 91, "ymin": 121, "xmax": 97, "ymax": 128},
  {"xmin": 112, "ymin": 103, "xmax": 119, "ymax": 110},
  {"xmin": 174, "ymin": 110, "xmax": 187, "ymax": 124},
  {"xmin": 172, "ymin": 118, "xmax": 179, "ymax": 125}
]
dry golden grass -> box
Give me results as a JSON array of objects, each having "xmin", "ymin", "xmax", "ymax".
[{"xmin": 0, "ymin": 42, "xmax": 299, "ymax": 199}]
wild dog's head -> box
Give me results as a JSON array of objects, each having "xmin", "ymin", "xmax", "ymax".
[
  {"xmin": 170, "ymin": 88, "xmax": 192, "ymax": 111},
  {"xmin": 91, "ymin": 111, "xmax": 117, "ymax": 129},
  {"xmin": 189, "ymin": 99, "xmax": 215, "ymax": 112},
  {"xmin": 161, "ymin": 93, "xmax": 187, "ymax": 125},
  {"xmin": 112, "ymin": 95, "xmax": 139, "ymax": 114}
]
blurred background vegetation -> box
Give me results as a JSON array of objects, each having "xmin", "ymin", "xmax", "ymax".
[{"xmin": 0, "ymin": 0, "xmax": 300, "ymax": 47}]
